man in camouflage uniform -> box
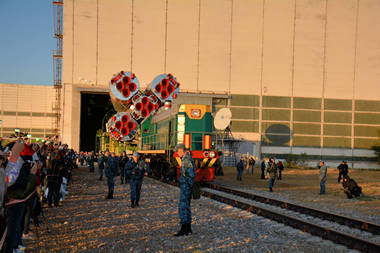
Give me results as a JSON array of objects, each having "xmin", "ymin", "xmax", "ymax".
[
  {"xmin": 105, "ymin": 151, "xmax": 118, "ymax": 199},
  {"xmin": 125, "ymin": 152, "xmax": 148, "ymax": 208},
  {"xmin": 97, "ymin": 151, "xmax": 105, "ymax": 181},
  {"xmin": 88, "ymin": 151, "xmax": 95, "ymax": 172},
  {"xmin": 174, "ymin": 143, "xmax": 196, "ymax": 237},
  {"xmin": 265, "ymin": 158, "xmax": 278, "ymax": 192}
]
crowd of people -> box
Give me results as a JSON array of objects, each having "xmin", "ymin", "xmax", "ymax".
[
  {"xmin": 236, "ymin": 156, "xmax": 285, "ymax": 192},
  {"xmin": 236, "ymin": 155, "xmax": 359, "ymax": 198},
  {"xmin": 80, "ymin": 145, "xmax": 193, "ymax": 236},
  {"xmin": 0, "ymin": 137, "xmax": 77, "ymax": 253}
]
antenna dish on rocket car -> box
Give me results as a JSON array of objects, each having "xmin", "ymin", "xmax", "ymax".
[{"xmin": 214, "ymin": 108, "xmax": 232, "ymax": 130}]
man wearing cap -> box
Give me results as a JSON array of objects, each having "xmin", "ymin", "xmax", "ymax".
[
  {"xmin": 98, "ymin": 151, "xmax": 106, "ymax": 181},
  {"xmin": 125, "ymin": 151, "xmax": 148, "ymax": 208},
  {"xmin": 174, "ymin": 143, "xmax": 196, "ymax": 237}
]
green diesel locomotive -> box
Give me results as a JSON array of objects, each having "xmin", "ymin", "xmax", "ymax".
[{"xmin": 140, "ymin": 104, "xmax": 220, "ymax": 182}]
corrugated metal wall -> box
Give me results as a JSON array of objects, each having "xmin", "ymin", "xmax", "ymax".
[
  {"xmin": 61, "ymin": 0, "xmax": 380, "ymax": 151},
  {"xmin": 0, "ymin": 84, "xmax": 56, "ymax": 138}
]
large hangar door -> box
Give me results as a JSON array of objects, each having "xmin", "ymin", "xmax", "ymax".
[{"xmin": 80, "ymin": 93, "xmax": 115, "ymax": 151}]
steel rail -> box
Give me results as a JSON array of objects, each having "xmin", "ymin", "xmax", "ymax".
[
  {"xmin": 149, "ymin": 176, "xmax": 380, "ymax": 252},
  {"xmin": 202, "ymin": 182, "xmax": 380, "ymax": 235},
  {"xmin": 200, "ymin": 190, "xmax": 380, "ymax": 253}
]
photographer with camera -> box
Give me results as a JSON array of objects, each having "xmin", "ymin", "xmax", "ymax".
[{"xmin": 2, "ymin": 140, "xmax": 41, "ymax": 253}]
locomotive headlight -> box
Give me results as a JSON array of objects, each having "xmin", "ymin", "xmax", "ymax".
[
  {"xmin": 191, "ymin": 109, "xmax": 201, "ymax": 118},
  {"xmin": 203, "ymin": 151, "xmax": 209, "ymax": 158},
  {"xmin": 209, "ymin": 151, "xmax": 216, "ymax": 158}
]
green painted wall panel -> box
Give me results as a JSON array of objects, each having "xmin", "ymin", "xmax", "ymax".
[
  {"xmin": 354, "ymin": 138, "xmax": 380, "ymax": 149},
  {"xmin": 324, "ymin": 137, "xmax": 351, "ymax": 148},
  {"xmin": 324, "ymin": 99, "xmax": 352, "ymax": 111},
  {"xmin": 293, "ymin": 136, "xmax": 320, "ymax": 147},
  {"xmin": 293, "ymin": 97, "xmax": 321, "ymax": 109},
  {"xmin": 262, "ymin": 109, "xmax": 290, "ymax": 121},
  {"xmin": 262, "ymin": 96, "xmax": 290, "ymax": 108},
  {"xmin": 355, "ymin": 113, "xmax": 380, "ymax": 125},
  {"xmin": 324, "ymin": 112, "xmax": 351, "ymax": 123},
  {"xmin": 231, "ymin": 95, "xmax": 259, "ymax": 107},
  {"xmin": 355, "ymin": 100, "xmax": 380, "ymax": 112},
  {"xmin": 231, "ymin": 107, "xmax": 259, "ymax": 120},
  {"xmin": 230, "ymin": 121, "xmax": 259, "ymax": 133},
  {"xmin": 261, "ymin": 122, "xmax": 291, "ymax": 134},
  {"xmin": 294, "ymin": 110, "xmax": 321, "ymax": 122},
  {"xmin": 354, "ymin": 126, "xmax": 380, "ymax": 137},
  {"xmin": 293, "ymin": 123, "xmax": 321, "ymax": 135},
  {"xmin": 324, "ymin": 125, "xmax": 351, "ymax": 136},
  {"xmin": 18, "ymin": 112, "xmax": 31, "ymax": 116}
]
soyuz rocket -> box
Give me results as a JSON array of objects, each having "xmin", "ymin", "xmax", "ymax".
[{"xmin": 107, "ymin": 71, "xmax": 180, "ymax": 142}]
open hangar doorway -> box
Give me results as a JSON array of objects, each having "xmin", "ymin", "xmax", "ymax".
[{"xmin": 79, "ymin": 92, "xmax": 115, "ymax": 151}]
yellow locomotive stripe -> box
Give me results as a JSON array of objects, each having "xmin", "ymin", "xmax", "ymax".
[
  {"xmin": 208, "ymin": 158, "xmax": 217, "ymax": 167},
  {"xmin": 201, "ymin": 158, "xmax": 208, "ymax": 167},
  {"xmin": 176, "ymin": 157, "xmax": 182, "ymax": 167}
]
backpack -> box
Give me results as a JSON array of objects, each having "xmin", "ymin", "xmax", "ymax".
[{"xmin": 268, "ymin": 163, "xmax": 276, "ymax": 173}]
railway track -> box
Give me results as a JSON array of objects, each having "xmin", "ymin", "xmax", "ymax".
[
  {"xmin": 151, "ymin": 176, "xmax": 380, "ymax": 252},
  {"xmin": 203, "ymin": 182, "xmax": 380, "ymax": 235}
]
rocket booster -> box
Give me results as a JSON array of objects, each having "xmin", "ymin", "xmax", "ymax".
[{"xmin": 107, "ymin": 71, "xmax": 180, "ymax": 142}]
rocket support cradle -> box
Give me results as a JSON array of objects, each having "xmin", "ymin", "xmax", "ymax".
[{"xmin": 107, "ymin": 71, "xmax": 180, "ymax": 142}]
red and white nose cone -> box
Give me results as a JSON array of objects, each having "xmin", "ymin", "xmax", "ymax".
[{"xmin": 164, "ymin": 101, "xmax": 171, "ymax": 110}]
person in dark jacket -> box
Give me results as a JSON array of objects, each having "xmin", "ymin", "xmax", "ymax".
[
  {"xmin": 265, "ymin": 158, "xmax": 278, "ymax": 192},
  {"xmin": 236, "ymin": 157, "xmax": 244, "ymax": 181},
  {"xmin": 277, "ymin": 161, "xmax": 284, "ymax": 180},
  {"xmin": 47, "ymin": 151, "xmax": 64, "ymax": 207},
  {"xmin": 249, "ymin": 157, "xmax": 255, "ymax": 174},
  {"xmin": 337, "ymin": 161, "xmax": 349, "ymax": 183},
  {"xmin": 119, "ymin": 151, "xmax": 129, "ymax": 184},
  {"xmin": 98, "ymin": 151, "xmax": 105, "ymax": 181},
  {"xmin": 125, "ymin": 152, "xmax": 148, "ymax": 207},
  {"xmin": 88, "ymin": 151, "xmax": 95, "ymax": 173},
  {"xmin": 6, "ymin": 160, "xmax": 38, "ymax": 253},
  {"xmin": 105, "ymin": 151, "xmax": 118, "ymax": 199},
  {"xmin": 260, "ymin": 160, "xmax": 266, "ymax": 179},
  {"xmin": 174, "ymin": 143, "xmax": 196, "ymax": 237}
]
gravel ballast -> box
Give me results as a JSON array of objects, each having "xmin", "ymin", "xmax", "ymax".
[{"xmin": 26, "ymin": 168, "xmax": 360, "ymax": 252}]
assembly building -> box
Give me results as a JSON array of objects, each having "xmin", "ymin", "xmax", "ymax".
[{"xmin": 1, "ymin": 0, "xmax": 380, "ymax": 168}]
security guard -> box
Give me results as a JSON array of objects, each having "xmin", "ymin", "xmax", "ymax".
[
  {"xmin": 105, "ymin": 151, "xmax": 118, "ymax": 199},
  {"xmin": 174, "ymin": 143, "xmax": 196, "ymax": 237},
  {"xmin": 125, "ymin": 152, "xmax": 148, "ymax": 208},
  {"xmin": 98, "ymin": 151, "xmax": 105, "ymax": 181}
]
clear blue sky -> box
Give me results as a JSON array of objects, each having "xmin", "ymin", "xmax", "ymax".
[{"xmin": 0, "ymin": 0, "xmax": 54, "ymax": 86}]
